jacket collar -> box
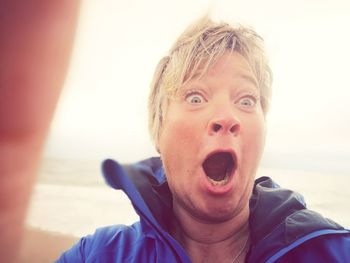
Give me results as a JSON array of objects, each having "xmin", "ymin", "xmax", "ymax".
[{"xmin": 102, "ymin": 157, "xmax": 344, "ymax": 262}]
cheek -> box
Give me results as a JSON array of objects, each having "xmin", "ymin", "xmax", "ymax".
[
  {"xmin": 160, "ymin": 112, "xmax": 201, "ymax": 151},
  {"xmin": 254, "ymin": 120, "xmax": 266, "ymax": 147},
  {"xmin": 158, "ymin": 118, "xmax": 189, "ymax": 170},
  {"xmin": 158, "ymin": 110, "xmax": 204, "ymax": 181},
  {"xmin": 243, "ymin": 117, "xmax": 266, "ymax": 159},
  {"xmin": 160, "ymin": 120, "xmax": 187, "ymax": 151}
]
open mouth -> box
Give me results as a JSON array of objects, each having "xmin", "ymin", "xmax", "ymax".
[{"xmin": 202, "ymin": 151, "xmax": 236, "ymax": 186}]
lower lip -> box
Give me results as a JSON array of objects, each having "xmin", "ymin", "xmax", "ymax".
[{"xmin": 200, "ymin": 168, "xmax": 236, "ymax": 195}]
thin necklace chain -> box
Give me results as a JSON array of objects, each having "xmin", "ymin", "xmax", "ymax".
[{"xmin": 231, "ymin": 235, "xmax": 249, "ymax": 263}]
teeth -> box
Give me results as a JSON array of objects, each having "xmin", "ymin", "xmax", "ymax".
[{"xmin": 207, "ymin": 170, "xmax": 230, "ymax": 186}]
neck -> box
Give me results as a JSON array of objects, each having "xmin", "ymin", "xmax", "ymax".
[{"xmin": 172, "ymin": 203, "xmax": 250, "ymax": 263}]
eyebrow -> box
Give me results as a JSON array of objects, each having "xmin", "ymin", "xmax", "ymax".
[
  {"xmin": 238, "ymin": 73, "xmax": 259, "ymax": 89},
  {"xmin": 186, "ymin": 69, "xmax": 205, "ymax": 82},
  {"xmin": 184, "ymin": 70, "xmax": 259, "ymax": 89}
]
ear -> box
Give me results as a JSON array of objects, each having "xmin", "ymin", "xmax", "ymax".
[
  {"xmin": 155, "ymin": 125, "xmax": 162, "ymax": 154},
  {"xmin": 156, "ymin": 143, "xmax": 161, "ymax": 154}
]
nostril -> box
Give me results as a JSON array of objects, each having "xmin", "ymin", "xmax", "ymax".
[
  {"xmin": 212, "ymin": 123, "xmax": 221, "ymax": 132},
  {"xmin": 229, "ymin": 124, "xmax": 239, "ymax": 134}
]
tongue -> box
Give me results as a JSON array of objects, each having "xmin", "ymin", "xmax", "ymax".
[{"xmin": 203, "ymin": 152, "xmax": 232, "ymax": 181}]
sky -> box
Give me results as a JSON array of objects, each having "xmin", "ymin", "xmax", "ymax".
[{"xmin": 43, "ymin": 0, "xmax": 350, "ymax": 173}]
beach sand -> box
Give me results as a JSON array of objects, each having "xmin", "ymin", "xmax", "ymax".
[{"xmin": 19, "ymin": 227, "xmax": 77, "ymax": 263}]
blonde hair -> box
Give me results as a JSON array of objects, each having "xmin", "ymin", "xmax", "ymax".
[{"xmin": 148, "ymin": 16, "xmax": 272, "ymax": 146}]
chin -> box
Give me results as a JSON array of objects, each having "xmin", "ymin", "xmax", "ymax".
[{"xmin": 199, "ymin": 201, "xmax": 245, "ymax": 223}]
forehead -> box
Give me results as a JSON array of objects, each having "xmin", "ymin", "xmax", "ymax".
[{"xmin": 184, "ymin": 51, "xmax": 258, "ymax": 89}]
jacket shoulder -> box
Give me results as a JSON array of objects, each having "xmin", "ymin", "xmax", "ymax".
[
  {"xmin": 56, "ymin": 223, "xmax": 156, "ymax": 262},
  {"xmin": 249, "ymin": 177, "xmax": 349, "ymax": 262},
  {"xmin": 277, "ymin": 231, "xmax": 350, "ymax": 262}
]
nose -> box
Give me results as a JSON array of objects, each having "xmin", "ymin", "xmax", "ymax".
[{"xmin": 208, "ymin": 112, "xmax": 240, "ymax": 136}]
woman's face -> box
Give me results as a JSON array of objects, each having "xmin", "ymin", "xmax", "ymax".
[{"xmin": 158, "ymin": 51, "xmax": 266, "ymax": 223}]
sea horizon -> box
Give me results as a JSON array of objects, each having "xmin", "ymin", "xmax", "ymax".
[{"xmin": 27, "ymin": 157, "xmax": 350, "ymax": 238}]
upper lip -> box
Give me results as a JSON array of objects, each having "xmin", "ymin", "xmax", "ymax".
[{"xmin": 204, "ymin": 148, "xmax": 237, "ymax": 161}]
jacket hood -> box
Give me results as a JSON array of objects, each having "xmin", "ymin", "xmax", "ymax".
[
  {"xmin": 102, "ymin": 157, "xmax": 169, "ymax": 233},
  {"xmin": 102, "ymin": 158, "xmax": 192, "ymax": 263},
  {"xmin": 102, "ymin": 157, "xmax": 345, "ymax": 262}
]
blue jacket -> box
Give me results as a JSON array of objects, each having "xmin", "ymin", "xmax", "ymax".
[{"xmin": 57, "ymin": 158, "xmax": 350, "ymax": 262}]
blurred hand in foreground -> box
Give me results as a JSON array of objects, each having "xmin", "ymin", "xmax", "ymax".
[{"xmin": 0, "ymin": 1, "xmax": 80, "ymax": 262}]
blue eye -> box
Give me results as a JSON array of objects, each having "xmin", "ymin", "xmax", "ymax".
[
  {"xmin": 186, "ymin": 93, "xmax": 205, "ymax": 104},
  {"xmin": 238, "ymin": 96, "xmax": 257, "ymax": 107}
]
